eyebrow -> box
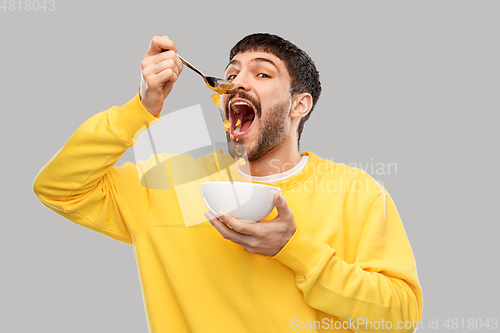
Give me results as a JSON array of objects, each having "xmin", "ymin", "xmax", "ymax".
[
  {"xmin": 252, "ymin": 57, "xmax": 279, "ymax": 71},
  {"xmin": 225, "ymin": 57, "xmax": 280, "ymax": 72},
  {"xmin": 225, "ymin": 59, "xmax": 239, "ymax": 71}
]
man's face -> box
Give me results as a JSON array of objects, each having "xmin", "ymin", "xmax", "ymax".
[{"xmin": 221, "ymin": 51, "xmax": 293, "ymax": 161}]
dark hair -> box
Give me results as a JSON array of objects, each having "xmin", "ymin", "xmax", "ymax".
[{"xmin": 229, "ymin": 33, "xmax": 321, "ymax": 148}]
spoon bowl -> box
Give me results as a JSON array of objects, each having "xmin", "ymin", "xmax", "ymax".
[
  {"xmin": 161, "ymin": 49, "xmax": 236, "ymax": 94},
  {"xmin": 204, "ymin": 76, "xmax": 236, "ymax": 94}
]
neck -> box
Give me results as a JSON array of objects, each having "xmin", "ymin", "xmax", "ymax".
[{"xmin": 240, "ymin": 144, "xmax": 302, "ymax": 177}]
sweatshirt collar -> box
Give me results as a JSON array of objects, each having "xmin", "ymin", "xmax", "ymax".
[{"xmin": 226, "ymin": 152, "xmax": 318, "ymax": 191}]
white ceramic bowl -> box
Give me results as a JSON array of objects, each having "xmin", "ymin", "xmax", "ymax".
[{"xmin": 199, "ymin": 182, "xmax": 280, "ymax": 222}]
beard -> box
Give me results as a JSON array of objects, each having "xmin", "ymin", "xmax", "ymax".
[{"xmin": 225, "ymin": 96, "xmax": 290, "ymax": 162}]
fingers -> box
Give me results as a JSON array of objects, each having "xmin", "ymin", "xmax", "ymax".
[
  {"xmin": 206, "ymin": 207, "xmax": 296, "ymax": 257},
  {"xmin": 141, "ymin": 36, "xmax": 183, "ymax": 88},
  {"xmin": 143, "ymin": 69, "xmax": 178, "ymax": 94},
  {"xmin": 145, "ymin": 35, "xmax": 178, "ymax": 57},
  {"xmin": 217, "ymin": 211, "xmax": 254, "ymax": 235},
  {"xmin": 141, "ymin": 53, "xmax": 182, "ymax": 82},
  {"xmin": 139, "ymin": 36, "xmax": 183, "ymax": 116},
  {"xmin": 141, "ymin": 50, "xmax": 183, "ymax": 73},
  {"xmin": 205, "ymin": 211, "xmax": 253, "ymax": 244}
]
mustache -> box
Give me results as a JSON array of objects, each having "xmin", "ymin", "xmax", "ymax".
[{"xmin": 225, "ymin": 91, "xmax": 261, "ymax": 119}]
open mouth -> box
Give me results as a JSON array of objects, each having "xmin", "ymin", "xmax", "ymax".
[{"xmin": 229, "ymin": 98, "xmax": 256, "ymax": 138}]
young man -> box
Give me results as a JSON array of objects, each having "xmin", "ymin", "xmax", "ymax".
[{"xmin": 34, "ymin": 33, "xmax": 422, "ymax": 332}]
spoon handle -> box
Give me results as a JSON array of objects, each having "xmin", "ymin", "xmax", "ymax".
[
  {"xmin": 177, "ymin": 55, "xmax": 206, "ymax": 78},
  {"xmin": 160, "ymin": 49, "xmax": 205, "ymax": 79}
]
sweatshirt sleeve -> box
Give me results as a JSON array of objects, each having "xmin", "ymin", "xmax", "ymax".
[
  {"xmin": 273, "ymin": 192, "xmax": 422, "ymax": 333},
  {"xmin": 33, "ymin": 93, "xmax": 160, "ymax": 245}
]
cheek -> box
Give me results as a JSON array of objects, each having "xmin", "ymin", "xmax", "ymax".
[
  {"xmin": 263, "ymin": 83, "xmax": 289, "ymax": 102},
  {"xmin": 261, "ymin": 89, "xmax": 290, "ymax": 112},
  {"xmin": 219, "ymin": 95, "xmax": 229, "ymax": 116},
  {"xmin": 221, "ymin": 94, "xmax": 230, "ymax": 106}
]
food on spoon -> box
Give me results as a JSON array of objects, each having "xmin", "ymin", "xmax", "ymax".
[
  {"xmin": 210, "ymin": 84, "xmax": 235, "ymax": 94},
  {"xmin": 220, "ymin": 83, "xmax": 235, "ymax": 91},
  {"xmin": 210, "ymin": 83, "xmax": 235, "ymax": 106},
  {"xmin": 238, "ymin": 158, "xmax": 246, "ymax": 165}
]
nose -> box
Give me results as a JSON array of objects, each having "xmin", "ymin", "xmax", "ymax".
[{"xmin": 231, "ymin": 72, "xmax": 251, "ymax": 92}]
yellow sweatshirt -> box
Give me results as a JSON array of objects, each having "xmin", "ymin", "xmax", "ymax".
[{"xmin": 33, "ymin": 94, "xmax": 422, "ymax": 333}]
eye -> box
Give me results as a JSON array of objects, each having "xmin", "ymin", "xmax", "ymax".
[
  {"xmin": 226, "ymin": 74, "xmax": 237, "ymax": 81},
  {"xmin": 257, "ymin": 73, "xmax": 271, "ymax": 78}
]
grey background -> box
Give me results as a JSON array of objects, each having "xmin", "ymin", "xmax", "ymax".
[{"xmin": 1, "ymin": 0, "xmax": 499, "ymax": 332}]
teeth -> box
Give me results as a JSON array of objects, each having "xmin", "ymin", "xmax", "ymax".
[
  {"xmin": 234, "ymin": 126, "xmax": 241, "ymax": 134},
  {"xmin": 231, "ymin": 100, "xmax": 250, "ymax": 114}
]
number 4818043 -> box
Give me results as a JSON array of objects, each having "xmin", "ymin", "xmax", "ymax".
[{"xmin": 1, "ymin": 0, "xmax": 56, "ymax": 11}]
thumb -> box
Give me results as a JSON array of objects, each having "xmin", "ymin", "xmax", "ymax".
[{"xmin": 274, "ymin": 190, "xmax": 292, "ymax": 219}]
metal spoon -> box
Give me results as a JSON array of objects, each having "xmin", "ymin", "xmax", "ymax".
[{"xmin": 161, "ymin": 49, "xmax": 236, "ymax": 94}]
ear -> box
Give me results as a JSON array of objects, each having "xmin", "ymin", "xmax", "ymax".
[{"xmin": 289, "ymin": 93, "xmax": 312, "ymax": 119}]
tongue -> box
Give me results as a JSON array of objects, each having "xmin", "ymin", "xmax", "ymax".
[
  {"xmin": 231, "ymin": 104, "xmax": 255, "ymax": 134},
  {"xmin": 232, "ymin": 113, "xmax": 244, "ymax": 131},
  {"xmin": 241, "ymin": 118, "xmax": 253, "ymax": 132}
]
